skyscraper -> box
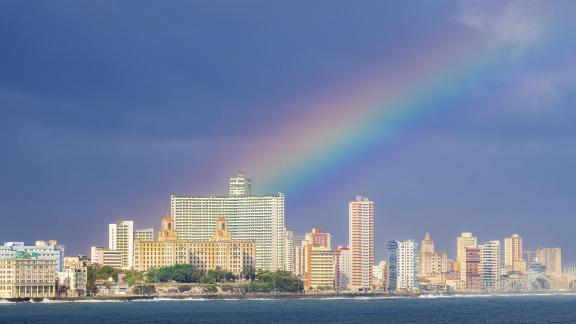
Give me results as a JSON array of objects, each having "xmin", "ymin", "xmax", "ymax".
[
  {"xmin": 457, "ymin": 232, "xmax": 478, "ymax": 281},
  {"xmin": 302, "ymin": 227, "xmax": 333, "ymax": 290},
  {"xmin": 349, "ymin": 196, "xmax": 374, "ymax": 291},
  {"xmin": 463, "ymin": 247, "xmax": 481, "ymax": 291},
  {"xmin": 387, "ymin": 240, "xmax": 419, "ymax": 292},
  {"xmin": 284, "ymin": 230, "xmax": 295, "ymax": 273},
  {"xmin": 419, "ymin": 232, "xmax": 435, "ymax": 278},
  {"xmin": 480, "ymin": 240, "xmax": 500, "ymax": 291},
  {"xmin": 109, "ymin": 220, "xmax": 134, "ymax": 269},
  {"xmin": 171, "ymin": 172, "xmax": 286, "ymax": 271},
  {"xmin": 504, "ymin": 234, "xmax": 525, "ymax": 272}
]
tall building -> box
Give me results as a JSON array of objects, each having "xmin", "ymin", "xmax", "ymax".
[
  {"xmin": 464, "ymin": 247, "xmax": 481, "ymax": 291},
  {"xmin": 301, "ymin": 227, "xmax": 333, "ymax": 290},
  {"xmin": 536, "ymin": 247, "xmax": 562, "ymax": 275},
  {"xmin": 504, "ymin": 234, "xmax": 525, "ymax": 272},
  {"xmin": 334, "ymin": 246, "xmax": 351, "ymax": 291},
  {"xmin": 134, "ymin": 215, "xmax": 255, "ymax": 274},
  {"xmin": 349, "ymin": 196, "xmax": 374, "ymax": 291},
  {"xmin": 457, "ymin": 232, "xmax": 478, "ymax": 281},
  {"xmin": 0, "ymin": 251, "xmax": 57, "ymax": 298},
  {"xmin": 109, "ymin": 220, "xmax": 134, "ymax": 269},
  {"xmin": 387, "ymin": 240, "xmax": 419, "ymax": 292},
  {"xmin": 306, "ymin": 246, "xmax": 334, "ymax": 290},
  {"xmin": 480, "ymin": 240, "xmax": 500, "ymax": 291},
  {"xmin": 419, "ymin": 232, "xmax": 435, "ymax": 278},
  {"xmin": 0, "ymin": 241, "xmax": 65, "ymax": 271},
  {"xmin": 171, "ymin": 172, "xmax": 285, "ymax": 271},
  {"xmin": 134, "ymin": 228, "xmax": 154, "ymax": 242},
  {"xmin": 293, "ymin": 234, "xmax": 306, "ymax": 276},
  {"xmin": 284, "ymin": 230, "xmax": 295, "ymax": 273},
  {"xmin": 229, "ymin": 171, "xmax": 252, "ymax": 196}
]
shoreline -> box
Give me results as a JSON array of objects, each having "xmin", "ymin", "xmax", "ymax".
[{"xmin": 2, "ymin": 291, "xmax": 575, "ymax": 303}]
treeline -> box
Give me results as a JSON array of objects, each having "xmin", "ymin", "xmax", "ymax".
[{"xmin": 87, "ymin": 264, "xmax": 303, "ymax": 293}]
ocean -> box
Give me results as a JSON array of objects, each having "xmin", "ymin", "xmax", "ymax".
[{"xmin": 2, "ymin": 294, "xmax": 576, "ymax": 323}]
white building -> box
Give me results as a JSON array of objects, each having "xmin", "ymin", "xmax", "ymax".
[
  {"xmin": 334, "ymin": 246, "xmax": 351, "ymax": 291},
  {"xmin": 0, "ymin": 241, "xmax": 65, "ymax": 271},
  {"xmin": 349, "ymin": 196, "xmax": 374, "ymax": 291},
  {"xmin": 480, "ymin": 240, "xmax": 500, "ymax": 291},
  {"xmin": 388, "ymin": 240, "xmax": 419, "ymax": 292},
  {"xmin": 171, "ymin": 172, "xmax": 286, "ymax": 271},
  {"xmin": 90, "ymin": 247, "xmax": 123, "ymax": 269},
  {"xmin": 284, "ymin": 230, "xmax": 295, "ymax": 273},
  {"xmin": 134, "ymin": 228, "xmax": 154, "ymax": 242},
  {"xmin": 109, "ymin": 221, "xmax": 134, "ymax": 269}
]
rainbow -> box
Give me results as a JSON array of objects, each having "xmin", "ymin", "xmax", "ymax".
[{"xmin": 240, "ymin": 36, "xmax": 538, "ymax": 194}]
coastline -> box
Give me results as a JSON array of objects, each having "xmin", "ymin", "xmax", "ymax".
[{"xmin": 3, "ymin": 291, "xmax": 575, "ymax": 303}]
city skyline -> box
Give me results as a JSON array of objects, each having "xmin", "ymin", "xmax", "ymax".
[{"xmin": 2, "ymin": 1, "xmax": 576, "ymax": 261}]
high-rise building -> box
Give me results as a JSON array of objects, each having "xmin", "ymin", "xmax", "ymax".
[
  {"xmin": 293, "ymin": 234, "xmax": 306, "ymax": 276},
  {"xmin": 504, "ymin": 234, "xmax": 525, "ymax": 272},
  {"xmin": 334, "ymin": 246, "xmax": 351, "ymax": 291},
  {"xmin": 134, "ymin": 228, "xmax": 154, "ymax": 242},
  {"xmin": 419, "ymin": 232, "xmax": 435, "ymax": 278},
  {"xmin": 171, "ymin": 172, "xmax": 285, "ymax": 271},
  {"xmin": 306, "ymin": 246, "xmax": 334, "ymax": 290},
  {"xmin": 536, "ymin": 247, "xmax": 562, "ymax": 275},
  {"xmin": 301, "ymin": 227, "xmax": 333, "ymax": 290},
  {"xmin": 109, "ymin": 221, "xmax": 134, "ymax": 269},
  {"xmin": 457, "ymin": 232, "xmax": 478, "ymax": 281},
  {"xmin": 387, "ymin": 240, "xmax": 419, "ymax": 292},
  {"xmin": 134, "ymin": 215, "xmax": 255, "ymax": 274},
  {"xmin": 284, "ymin": 230, "xmax": 295, "ymax": 273},
  {"xmin": 349, "ymin": 196, "xmax": 374, "ymax": 291},
  {"xmin": 464, "ymin": 247, "xmax": 481, "ymax": 291},
  {"xmin": 229, "ymin": 171, "xmax": 252, "ymax": 196},
  {"xmin": 480, "ymin": 240, "xmax": 500, "ymax": 291}
]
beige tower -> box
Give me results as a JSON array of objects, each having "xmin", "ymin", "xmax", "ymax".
[
  {"xmin": 349, "ymin": 196, "xmax": 374, "ymax": 291},
  {"xmin": 158, "ymin": 214, "xmax": 177, "ymax": 241},
  {"xmin": 504, "ymin": 234, "xmax": 525, "ymax": 272}
]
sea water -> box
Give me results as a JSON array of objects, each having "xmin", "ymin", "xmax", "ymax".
[{"xmin": 1, "ymin": 294, "xmax": 576, "ymax": 323}]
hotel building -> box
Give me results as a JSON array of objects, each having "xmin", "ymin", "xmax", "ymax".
[
  {"xmin": 171, "ymin": 172, "xmax": 285, "ymax": 271},
  {"xmin": 0, "ymin": 241, "xmax": 65, "ymax": 271},
  {"xmin": 109, "ymin": 221, "xmax": 134, "ymax": 269},
  {"xmin": 134, "ymin": 215, "xmax": 255, "ymax": 275},
  {"xmin": 0, "ymin": 251, "xmax": 57, "ymax": 298},
  {"xmin": 349, "ymin": 196, "xmax": 374, "ymax": 291},
  {"xmin": 479, "ymin": 240, "xmax": 500, "ymax": 291}
]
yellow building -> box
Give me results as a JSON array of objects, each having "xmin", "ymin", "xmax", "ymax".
[
  {"xmin": 0, "ymin": 251, "xmax": 57, "ymax": 298},
  {"xmin": 305, "ymin": 246, "xmax": 334, "ymax": 290},
  {"xmin": 134, "ymin": 215, "xmax": 255, "ymax": 275}
]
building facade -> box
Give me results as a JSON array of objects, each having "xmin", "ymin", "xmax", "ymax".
[
  {"xmin": 109, "ymin": 220, "xmax": 134, "ymax": 269},
  {"xmin": 134, "ymin": 229, "xmax": 154, "ymax": 242},
  {"xmin": 457, "ymin": 233, "xmax": 478, "ymax": 281},
  {"xmin": 334, "ymin": 246, "xmax": 351, "ymax": 291},
  {"xmin": 90, "ymin": 247, "xmax": 122, "ymax": 268},
  {"xmin": 349, "ymin": 196, "xmax": 374, "ymax": 291},
  {"xmin": 0, "ymin": 251, "xmax": 57, "ymax": 298},
  {"xmin": 504, "ymin": 234, "xmax": 525, "ymax": 272},
  {"xmin": 480, "ymin": 240, "xmax": 500, "ymax": 291},
  {"xmin": 57, "ymin": 256, "xmax": 88, "ymax": 297},
  {"xmin": 536, "ymin": 247, "xmax": 562, "ymax": 275},
  {"xmin": 0, "ymin": 241, "xmax": 65, "ymax": 271},
  {"xmin": 171, "ymin": 172, "xmax": 285, "ymax": 271},
  {"xmin": 306, "ymin": 246, "xmax": 334, "ymax": 290},
  {"xmin": 387, "ymin": 240, "xmax": 419, "ymax": 292},
  {"xmin": 134, "ymin": 215, "xmax": 255, "ymax": 275}
]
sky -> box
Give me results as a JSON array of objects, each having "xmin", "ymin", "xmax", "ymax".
[{"xmin": 1, "ymin": 0, "xmax": 576, "ymax": 261}]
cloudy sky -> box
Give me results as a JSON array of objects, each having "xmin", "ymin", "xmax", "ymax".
[{"xmin": 1, "ymin": 0, "xmax": 575, "ymax": 260}]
